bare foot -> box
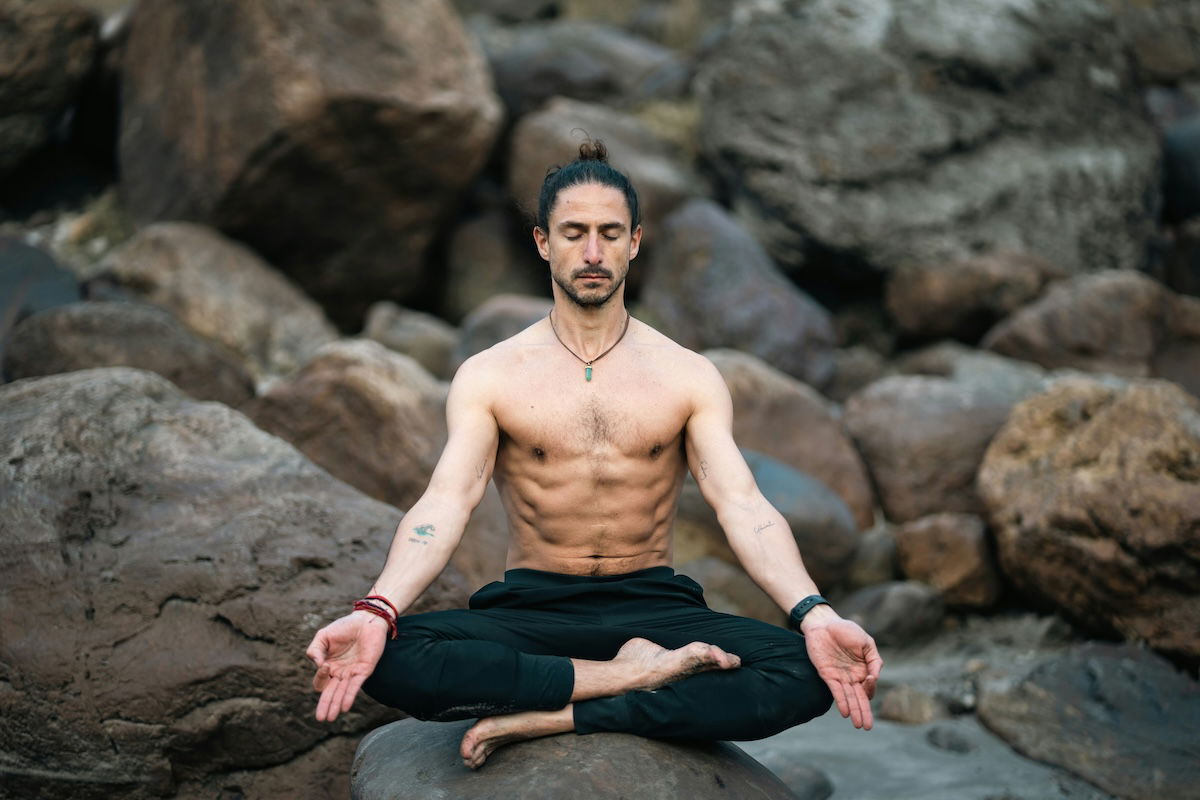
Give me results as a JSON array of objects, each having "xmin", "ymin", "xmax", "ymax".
[
  {"xmin": 613, "ymin": 637, "xmax": 741, "ymax": 691},
  {"xmin": 459, "ymin": 706, "xmax": 574, "ymax": 769}
]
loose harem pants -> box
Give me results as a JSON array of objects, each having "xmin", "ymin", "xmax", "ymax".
[{"xmin": 362, "ymin": 566, "xmax": 833, "ymax": 740}]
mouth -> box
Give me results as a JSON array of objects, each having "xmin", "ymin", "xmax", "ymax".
[{"xmin": 575, "ymin": 270, "xmax": 612, "ymax": 281}]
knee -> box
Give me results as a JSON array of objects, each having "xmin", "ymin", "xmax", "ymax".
[
  {"xmin": 758, "ymin": 644, "xmax": 835, "ymax": 730},
  {"xmin": 361, "ymin": 638, "xmax": 443, "ymax": 719}
]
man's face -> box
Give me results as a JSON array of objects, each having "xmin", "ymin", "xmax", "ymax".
[{"xmin": 533, "ymin": 182, "xmax": 642, "ymax": 308}]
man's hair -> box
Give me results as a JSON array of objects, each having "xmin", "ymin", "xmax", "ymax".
[{"xmin": 536, "ymin": 138, "xmax": 641, "ymax": 231}]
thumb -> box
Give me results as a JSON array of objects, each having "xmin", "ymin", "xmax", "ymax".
[{"xmin": 306, "ymin": 631, "xmax": 328, "ymax": 668}]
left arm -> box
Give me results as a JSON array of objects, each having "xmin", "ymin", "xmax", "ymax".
[{"xmin": 683, "ymin": 356, "xmax": 882, "ymax": 728}]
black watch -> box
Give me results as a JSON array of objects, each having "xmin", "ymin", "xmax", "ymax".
[{"xmin": 788, "ymin": 594, "xmax": 831, "ymax": 633}]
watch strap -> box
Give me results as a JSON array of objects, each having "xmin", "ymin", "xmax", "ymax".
[{"xmin": 788, "ymin": 594, "xmax": 831, "ymax": 633}]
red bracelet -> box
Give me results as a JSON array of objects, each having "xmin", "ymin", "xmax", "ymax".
[
  {"xmin": 353, "ymin": 600, "xmax": 397, "ymax": 639},
  {"xmin": 364, "ymin": 594, "xmax": 400, "ymax": 620}
]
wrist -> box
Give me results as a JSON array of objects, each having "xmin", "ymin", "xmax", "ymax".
[
  {"xmin": 798, "ymin": 603, "xmax": 839, "ymax": 634},
  {"xmin": 787, "ymin": 594, "xmax": 835, "ymax": 634}
]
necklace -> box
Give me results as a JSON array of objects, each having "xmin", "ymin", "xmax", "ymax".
[{"xmin": 548, "ymin": 309, "xmax": 631, "ymax": 382}]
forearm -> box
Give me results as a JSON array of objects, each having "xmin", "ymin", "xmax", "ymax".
[
  {"xmin": 367, "ymin": 493, "xmax": 471, "ymax": 615},
  {"xmin": 717, "ymin": 495, "xmax": 824, "ymax": 617}
]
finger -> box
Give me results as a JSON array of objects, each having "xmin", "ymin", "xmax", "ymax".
[
  {"xmin": 342, "ymin": 672, "xmax": 369, "ymax": 713},
  {"xmin": 315, "ymin": 680, "xmax": 337, "ymax": 722},
  {"xmin": 841, "ymin": 680, "xmax": 864, "ymax": 729},
  {"xmin": 326, "ymin": 676, "xmax": 351, "ymax": 722},
  {"xmin": 306, "ymin": 633, "xmax": 327, "ymax": 668},
  {"xmin": 312, "ymin": 663, "xmax": 331, "ymax": 693},
  {"xmin": 854, "ymin": 681, "xmax": 874, "ymax": 730},
  {"xmin": 827, "ymin": 677, "xmax": 850, "ymax": 718},
  {"xmin": 866, "ymin": 649, "xmax": 883, "ymax": 682}
]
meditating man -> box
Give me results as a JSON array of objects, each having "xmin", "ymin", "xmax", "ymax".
[{"xmin": 306, "ymin": 141, "xmax": 883, "ymax": 769}]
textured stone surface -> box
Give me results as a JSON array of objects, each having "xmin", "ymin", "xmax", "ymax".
[
  {"xmin": 443, "ymin": 209, "xmax": 546, "ymax": 325},
  {"xmin": 363, "ymin": 302, "xmax": 460, "ymax": 381},
  {"xmin": 877, "ymin": 685, "xmax": 949, "ymax": 725},
  {"xmin": 352, "ymin": 718, "xmax": 800, "ymax": 799},
  {"xmin": 705, "ymin": 348, "xmax": 875, "ymax": 530},
  {"xmin": 697, "ymin": 1, "xmax": 1159, "ymax": 281},
  {"xmin": 0, "ymin": 368, "xmax": 470, "ymax": 799},
  {"xmin": 4, "ymin": 301, "xmax": 254, "ymax": 406},
  {"xmin": 93, "ymin": 222, "xmax": 337, "ymax": 383},
  {"xmin": 894, "ymin": 513, "xmax": 999, "ymax": 609},
  {"xmin": 641, "ymin": 200, "xmax": 836, "ymax": 388},
  {"xmin": 837, "ymin": 581, "xmax": 944, "ymax": 647},
  {"xmin": 978, "ymin": 376, "xmax": 1200, "ymax": 664},
  {"xmin": 119, "ymin": 0, "xmax": 501, "ymax": 326},
  {"xmin": 977, "ymin": 643, "xmax": 1200, "ymax": 800}
]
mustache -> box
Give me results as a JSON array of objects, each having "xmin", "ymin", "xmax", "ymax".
[{"xmin": 572, "ymin": 267, "xmax": 614, "ymax": 280}]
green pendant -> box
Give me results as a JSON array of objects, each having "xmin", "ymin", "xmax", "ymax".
[{"xmin": 585, "ymin": 366, "xmax": 593, "ymax": 381}]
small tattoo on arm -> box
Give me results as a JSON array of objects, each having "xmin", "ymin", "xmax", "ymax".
[
  {"xmin": 407, "ymin": 537, "xmax": 430, "ymax": 545},
  {"xmin": 475, "ymin": 460, "xmax": 486, "ymax": 480},
  {"xmin": 753, "ymin": 521, "xmax": 776, "ymax": 534},
  {"xmin": 413, "ymin": 524, "xmax": 436, "ymax": 538},
  {"xmin": 698, "ymin": 460, "xmax": 710, "ymax": 480}
]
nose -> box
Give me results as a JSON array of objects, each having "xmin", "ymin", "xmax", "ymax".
[{"xmin": 583, "ymin": 232, "xmax": 602, "ymax": 265}]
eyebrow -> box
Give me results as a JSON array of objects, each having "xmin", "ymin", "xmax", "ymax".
[{"xmin": 557, "ymin": 220, "xmax": 627, "ymax": 232}]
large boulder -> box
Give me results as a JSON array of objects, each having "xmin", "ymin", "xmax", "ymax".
[
  {"xmin": 894, "ymin": 513, "xmax": 999, "ymax": 610},
  {"xmin": 697, "ymin": 1, "xmax": 1159, "ymax": 282},
  {"xmin": 0, "ymin": 368, "xmax": 470, "ymax": 799},
  {"xmin": 363, "ymin": 302, "xmax": 460, "ymax": 381},
  {"xmin": 0, "ymin": 1, "xmax": 99, "ymax": 171},
  {"xmin": 3, "ymin": 300, "xmax": 254, "ymax": 406},
  {"xmin": 93, "ymin": 222, "xmax": 338, "ymax": 384},
  {"xmin": 977, "ymin": 376, "xmax": 1200, "ymax": 664},
  {"xmin": 981, "ymin": 270, "xmax": 1200, "ymax": 397},
  {"xmin": 977, "ymin": 643, "xmax": 1200, "ymax": 800},
  {"xmin": 443, "ymin": 208, "xmax": 547, "ymax": 324},
  {"xmin": 641, "ymin": 200, "xmax": 836, "ymax": 388},
  {"xmin": 705, "ymin": 348, "xmax": 875, "ymax": 530},
  {"xmin": 836, "ymin": 581, "xmax": 944, "ymax": 647},
  {"xmin": 119, "ymin": 0, "xmax": 502, "ymax": 326},
  {"xmin": 352, "ymin": 718, "xmax": 800, "ymax": 799}
]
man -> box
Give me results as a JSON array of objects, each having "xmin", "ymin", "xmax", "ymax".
[{"xmin": 306, "ymin": 141, "xmax": 882, "ymax": 769}]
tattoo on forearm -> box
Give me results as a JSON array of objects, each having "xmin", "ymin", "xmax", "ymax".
[
  {"xmin": 476, "ymin": 460, "xmax": 486, "ymax": 480},
  {"xmin": 698, "ymin": 460, "xmax": 710, "ymax": 480},
  {"xmin": 408, "ymin": 537, "xmax": 430, "ymax": 545},
  {"xmin": 413, "ymin": 524, "xmax": 436, "ymax": 538},
  {"xmin": 753, "ymin": 521, "xmax": 776, "ymax": 534}
]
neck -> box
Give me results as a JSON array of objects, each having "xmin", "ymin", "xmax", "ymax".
[{"xmin": 548, "ymin": 295, "xmax": 630, "ymax": 360}]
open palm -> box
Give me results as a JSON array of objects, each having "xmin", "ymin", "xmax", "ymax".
[
  {"xmin": 803, "ymin": 619, "xmax": 883, "ymax": 730},
  {"xmin": 306, "ymin": 613, "xmax": 388, "ymax": 722}
]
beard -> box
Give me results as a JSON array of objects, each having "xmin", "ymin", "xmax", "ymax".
[{"xmin": 552, "ymin": 267, "xmax": 627, "ymax": 308}]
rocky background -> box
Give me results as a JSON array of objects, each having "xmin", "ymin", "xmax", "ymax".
[{"xmin": 1, "ymin": 0, "xmax": 1198, "ymax": 798}]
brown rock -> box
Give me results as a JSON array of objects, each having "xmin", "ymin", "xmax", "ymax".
[
  {"xmin": 824, "ymin": 346, "xmax": 887, "ymax": 404},
  {"xmin": 877, "ymin": 685, "xmax": 949, "ymax": 724},
  {"xmin": 0, "ymin": 368, "xmax": 470, "ymax": 799},
  {"xmin": 676, "ymin": 556, "xmax": 786, "ymax": 627},
  {"xmin": 443, "ymin": 209, "xmax": 546, "ymax": 324},
  {"xmin": 94, "ymin": 222, "xmax": 337, "ymax": 383},
  {"xmin": 977, "ymin": 376, "xmax": 1200, "ymax": 664},
  {"xmin": 886, "ymin": 251, "xmax": 1065, "ymax": 340},
  {"xmin": 0, "ymin": 1, "xmax": 98, "ymax": 171},
  {"xmin": 4, "ymin": 301, "xmax": 254, "ymax": 406},
  {"xmin": 982, "ymin": 270, "xmax": 1200, "ymax": 397},
  {"xmin": 119, "ymin": 0, "xmax": 502, "ymax": 327},
  {"xmin": 642, "ymin": 200, "xmax": 837, "ymax": 388},
  {"xmin": 363, "ymin": 302, "xmax": 460, "ymax": 381},
  {"xmin": 453, "ymin": 293, "xmax": 552, "ymax": 367},
  {"xmin": 894, "ymin": 513, "xmax": 999, "ymax": 609},
  {"xmin": 844, "ymin": 523, "xmax": 898, "ymax": 591},
  {"xmin": 705, "ymin": 348, "xmax": 875, "ymax": 530}
]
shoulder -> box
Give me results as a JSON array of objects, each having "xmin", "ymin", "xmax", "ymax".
[
  {"xmin": 628, "ymin": 318, "xmax": 728, "ymax": 405},
  {"xmin": 449, "ymin": 318, "xmax": 551, "ymax": 395}
]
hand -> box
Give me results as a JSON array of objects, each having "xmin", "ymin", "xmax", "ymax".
[
  {"xmin": 801, "ymin": 612, "xmax": 883, "ymax": 730},
  {"xmin": 305, "ymin": 611, "xmax": 389, "ymax": 722}
]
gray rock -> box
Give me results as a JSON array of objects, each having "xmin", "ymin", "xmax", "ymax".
[
  {"xmin": 443, "ymin": 209, "xmax": 547, "ymax": 325},
  {"xmin": 825, "ymin": 346, "xmax": 887, "ymax": 404},
  {"xmin": 0, "ymin": 368, "xmax": 470, "ymax": 799},
  {"xmin": 676, "ymin": 555, "xmax": 786, "ymax": 627},
  {"xmin": 352, "ymin": 718, "xmax": 800, "ymax": 799},
  {"xmin": 642, "ymin": 200, "xmax": 837, "ymax": 388},
  {"xmin": 977, "ymin": 643, "xmax": 1200, "ymax": 800},
  {"xmin": 363, "ymin": 302, "xmax": 460, "ymax": 381},
  {"xmin": 925, "ymin": 725, "xmax": 974, "ymax": 754},
  {"xmin": 453, "ymin": 293, "xmax": 552, "ymax": 367},
  {"xmin": 3, "ymin": 300, "xmax": 254, "ymax": 406},
  {"xmin": 0, "ymin": 237, "xmax": 82, "ymax": 368},
  {"xmin": 844, "ymin": 523, "xmax": 899, "ymax": 592},
  {"xmin": 837, "ymin": 581, "xmax": 944, "ymax": 647}
]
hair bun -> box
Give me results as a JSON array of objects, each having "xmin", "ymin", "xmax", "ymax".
[{"xmin": 577, "ymin": 138, "xmax": 609, "ymax": 163}]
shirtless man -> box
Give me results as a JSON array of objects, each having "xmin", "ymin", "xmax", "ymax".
[{"xmin": 306, "ymin": 142, "xmax": 883, "ymax": 769}]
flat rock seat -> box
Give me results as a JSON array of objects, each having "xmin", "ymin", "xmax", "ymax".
[{"xmin": 351, "ymin": 718, "xmax": 799, "ymax": 799}]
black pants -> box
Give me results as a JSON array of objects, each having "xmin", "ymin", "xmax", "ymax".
[{"xmin": 362, "ymin": 566, "xmax": 833, "ymax": 740}]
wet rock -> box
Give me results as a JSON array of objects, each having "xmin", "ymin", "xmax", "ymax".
[
  {"xmin": 895, "ymin": 513, "xmax": 999, "ymax": 610},
  {"xmin": 94, "ymin": 222, "xmax": 337, "ymax": 384},
  {"xmin": 352, "ymin": 718, "xmax": 800, "ymax": 799},
  {"xmin": 363, "ymin": 302, "xmax": 460, "ymax": 381},
  {"xmin": 925, "ymin": 725, "xmax": 974, "ymax": 754},
  {"xmin": 978, "ymin": 376, "xmax": 1200, "ymax": 664},
  {"xmin": 3, "ymin": 300, "xmax": 254, "ymax": 405},
  {"xmin": 677, "ymin": 556, "xmax": 785, "ymax": 627},
  {"xmin": 453, "ymin": 293, "xmax": 552, "ymax": 367},
  {"xmin": 642, "ymin": 200, "xmax": 837, "ymax": 388},
  {"xmin": 977, "ymin": 643, "xmax": 1200, "ymax": 800},
  {"xmin": 0, "ymin": 368, "xmax": 470, "ymax": 799},
  {"xmin": 705, "ymin": 349, "xmax": 875, "ymax": 530},
  {"xmin": 697, "ymin": 1, "xmax": 1159, "ymax": 281},
  {"xmin": 443, "ymin": 209, "xmax": 546, "ymax": 324},
  {"xmin": 0, "ymin": 1, "xmax": 99, "ymax": 171},
  {"xmin": 982, "ymin": 270, "xmax": 1200, "ymax": 397},
  {"xmin": 837, "ymin": 581, "xmax": 944, "ymax": 647},
  {"xmin": 119, "ymin": 0, "xmax": 502, "ymax": 327}
]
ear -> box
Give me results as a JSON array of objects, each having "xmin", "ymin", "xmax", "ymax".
[
  {"xmin": 628, "ymin": 225, "xmax": 643, "ymax": 261},
  {"xmin": 532, "ymin": 226, "xmax": 550, "ymax": 261}
]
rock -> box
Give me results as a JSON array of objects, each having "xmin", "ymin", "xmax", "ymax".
[
  {"xmin": 352, "ymin": 718, "xmax": 801, "ymax": 799},
  {"xmin": 0, "ymin": 1, "xmax": 99, "ymax": 171},
  {"xmin": 0, "ymin": 368, "xmax": 470, "ymax": 799},
  {"xmin": 844, "ymin": 523, "xmax": 898, "ymax": 591},
  {"xmin": 837, "ymin": 581, "xmax": 944, "ymax": 647},
  {"xmin": 674, "ymin": 450, "xmax": 859, "ymax": 592},
  {"xmin": 894, "ymin": 513, "xmax": 1000, "ymax": 609},
  {"xmin": 473, "ymin": 18, "xmax": 688, "ymax": 119},
  {"xmin": 0, "ymin": 236, "xmax": 82, "ymax": 354},
  {"xmin": 982, "ymin": 270, "xmax": 1200, "ymax": 397},
  {"xmin": 705, "ymin": 348, "xmax": 875, "ymax": 530},
  {"xmin": 697, "ymin": 1, "xmax": 1159, "ymax": 281},
  {"xmin": 443, "ymin": 208, "xmax": 546, "ymax": 324},
  {"xmin": 1115, "ymin": 0, "xmax": 1200, "ymax": 86},
  {"xmin": 886, "ymin": 251, "xmax": 1065, "ymax": 340},
  {"xmin": 508, "ymin": 97, "xmax": 700, "ymax": 246},
  {"xmin": 824, "ymin": 346, "xmax": 887, "ymax": 404},
  {"xmin": 119, "ymin": 0, "xmax": 502, "ymax": 327},
  {"xmin": 893, "ymin": 341, "xmax": 1047, "ymax": 400},
  {"xmin": 925, "ymin": 725, "xmax": 975, "ymax": 754},
  {"xmin": 877, "ymin": 685, "xmax": 949, "ymax": 725},
  {"xmin": 977, "ymin": 643, "xmax": 1200, "ymax": 800},
  {"xmin": 363, "ymin": 302, "xmax": 460, "ymax": 381},
  {"xmin": 642, "ymin": 200, "xmax": 837, "ymax": 388},
  {"xmin": 977, "ymin": 376, "xmax": 1200, "ymax": 664},
  {"xmin": 453, "ymin": 293, "xmax": 552, "ymax": 367},
  {"xmin": 453, "ymin": 0, "xmax": 557, "ymax": 24},
  {"xmin": 676, "ymin": 556, "xmax": 785, "ymax": 627},
  {"xmin": 93, "ymin": 222, "xmax": 337, "ymax": 384},
  {"xmin": 559, "ymin": 0, "xmax": 732, "ymax": 52},
  {"xmin": 3, "ymin": 300, "xmax": 254, "ymax": 405},
  {"xmin": 843, "ymin": 374, "xmax": 1026, "ymax": 524}
]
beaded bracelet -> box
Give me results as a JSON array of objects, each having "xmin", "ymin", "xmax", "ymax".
[{"xmin": 353, "ymin": 599, "xmax": 398, "ymax": 639}]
